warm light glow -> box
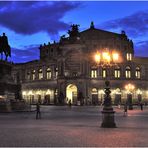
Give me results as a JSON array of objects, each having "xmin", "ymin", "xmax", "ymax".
[
  {"xmin": 46, "ymin": 89, "xmax": 51, "ymax": 95},
  {"xmin": 28, "ymin": 90, "xmax": 33, "ymax": 95},
  {"xmin": 125, "ymin": 83, "xmax": 135, "ymax": 91},
  {"xmin": 112, "ymin": 53, "xmax": 119, "ymax": 62},
  {"xmin": 99, "ymin": 90, "xmax": 105, "ymax": 94},
  {"xmin": 127, "ymin": 53, "xmax": 132, "ymax": 61},
  {"xmin": 102, "ymin": 52, "xmax": 111, "ymax": 62},
  {"xmin": 137, "ymin": 89, "xmax": 142, "ymax": 94},
  {"xmin": 66, "ymin": 84, "xmax": 77, "ymax": 103},
  {"xmin": 91, "ymin": 69, "xmax": 97, "ymax": 78},
  {"xmin": 22, "ymin": 91, "xmax": 26, "ymax": 95},
  {"xmin": 94, "ymin": 50, "xmax": 120, "ymax": 66},
  {"xmin": 95, "ymin": 53, "xmax": 101, "ymax": 63},
  {"xmin": 36, "ymin": 90, "xmax": 41, "ymax": 95},
  {"xmin": 0, "ymin": 95, "xmax": 5, "ymax": 99}
]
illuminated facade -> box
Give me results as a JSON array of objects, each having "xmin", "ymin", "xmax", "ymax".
[{"xmin": 12, "ymin": 23, "xmax": 148, "ymax": 105}]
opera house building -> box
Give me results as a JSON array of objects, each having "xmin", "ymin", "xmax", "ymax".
[{"xmin": 12, "ymin": 22, "xmax": 148, "ymax": 105}]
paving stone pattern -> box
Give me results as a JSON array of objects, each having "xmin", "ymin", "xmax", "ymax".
[{"xmin": 0, "ymin": 105, "xmax": 148, "ymax": 147}]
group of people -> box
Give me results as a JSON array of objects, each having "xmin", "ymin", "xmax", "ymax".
[
  {"xmin": 35, "ymin": 100, "xmax": 144, "ymax": 119},
  {"xmin": 123, "ymin": 101, "xmax": 143, "ymax": 116}
]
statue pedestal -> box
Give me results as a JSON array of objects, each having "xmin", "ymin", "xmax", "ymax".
[
  {"xmin": 101, "ymin": 107, "xmax": 116, "ymax": 128},
  {"xmin": 0, "ymin": 61, "xmax": 19, "ymax": 100}
]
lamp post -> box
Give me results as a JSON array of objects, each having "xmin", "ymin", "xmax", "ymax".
[
  {"xmin": 94, "ymin": 49, "xmax": 120, "ymax": 128},
  {"xmin": 125, "ymin": 83, "xmax": 135, "ymax": 110}
]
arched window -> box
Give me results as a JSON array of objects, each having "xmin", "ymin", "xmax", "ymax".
[
  {"xmin": 125, "ymin": 66, "xmax": 131, "ymax": 78},
  {"xmin": 126, "ymin": 53, "xmax": 132, "ymax": 61},
  {"xmin": 32, "ymin": 70, "xmax": 36, "ymax": 80},
  {"xmin": 91, "ymin": 88, "xmax": 98, "ymax": 105},
  {"xmin": 55, "ymin": 67, "xmax": 58, "ymax": 78},
  {"xmin": 91, "ymin": 88, "xmax": 98, "ymax": 94},
  {"xmin": 102, "ymin": 68, "xmax": 107, "ymax": 78},
  {"xmin": 135, "ymin": 67, "xmax": 141, "ymax": 79},
  {"xmin": 27, "ymin": 71, "xmax": 30, "ymax": 80},
  {"xmin": 114, "ymin": 66, "xmax": 121, "ymax": 78},
  {"xmin": 38, "ymin": 68, "xmax": 43, "ymax": 80},
  {"xmin": 91, "ymin": 68, "xmax": 97, "ymax": 78},
  {"xmin": 46, "ymin": 68, "xmax": 52, "ymax": 79}
]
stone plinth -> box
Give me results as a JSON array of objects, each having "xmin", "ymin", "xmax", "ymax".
[{"xmin": 101, "ymin": 107, "xmax": 116, "ymax": 128}]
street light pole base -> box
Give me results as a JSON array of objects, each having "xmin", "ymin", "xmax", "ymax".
[{"xmin": 101, "ymin": 107, "xmax": 116, "ymax": 128}]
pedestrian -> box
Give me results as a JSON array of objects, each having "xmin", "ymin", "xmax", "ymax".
[
  {"xmin": 118, "ymin": 102, "xmax": 121, "ymax": 109},
  {"xmin": 36, "ymin": 102, "xmax": 41, "ymax": 119},
  {"xmin": 140, "ymin": 102, "xmax": 143, "ymax": 111},
  {"xmin": 123, "ymin": 103, "xmax": 128, "ymax": 116},
  {"xmin": 68, "ymin": 99, "xmax": 72, "ymax": 108}
]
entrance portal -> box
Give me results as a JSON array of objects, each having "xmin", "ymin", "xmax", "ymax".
[{"xmin": 66, "ymin": 84, "xmax": 77, "ymax": 104}]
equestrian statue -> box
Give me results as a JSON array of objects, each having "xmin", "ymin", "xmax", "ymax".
[{"xmin": 0, "ymin": 33, "xmax": 11, "ymax": 61}]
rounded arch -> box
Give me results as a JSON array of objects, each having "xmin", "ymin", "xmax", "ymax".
[
  {"xmin": 91, "ymin": 88, "xmax": 98, "ymax": 94},
  {"xmin": 126, "ymin": 66, "xmax": 131, "ymax": 70},
  {"xmin": 114, "ymin": 65, "xmax": 120, "ymax": 70},
  {"xmin": 66, "ymin": 84, "xmax": 78, "ymax": 104},
  {"xmin": 91, "ymin": 87, "xmax": 99, "ymax": 105},
  {"xmin": 136, "ymin": 66, "xmax": 140, "ymax": 70}
]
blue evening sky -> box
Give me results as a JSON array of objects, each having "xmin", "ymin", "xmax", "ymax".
[{"xmin": 0, "ymin": 1, "xmax": 148, "ymax": 63}]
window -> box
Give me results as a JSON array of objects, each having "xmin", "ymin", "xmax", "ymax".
[
  {"xmin": 135, "ymin": 67, "xmax": 141, "ymax": 79},
  {"xmin": 55, "ymin": 67, "xmax": 58, "ymax": 78},
  {"xmin": 91, "ymin": 69, "xmax": 97, "ymax": 78},
  {"xmin": 47, "ymin": 68, "xmax": 52, "ymax": 79},
  {"xmin": 32, "ymin": 70, "xmax": 36, "ymax": 80},
  {"xmin": 102, "ymin": 69, "xmax": 107, "ymax": 78},
  {"xmin": 126, "ymin": 53, "xmax": 132, "ymax": 61},
  {"xmin": 27, "ymin": 71, "xmax": 30, "ymax": 80},
  {"xmin": 38, "ymin": 69, "xmax": 43, "ymax": 80},
  {"xmin": 125, "ymin": 66, "xmax": 131, "ymax": 78},
  {"xmin": 114, "ymin": 66, "xmax": 121, "ymax": 78}
]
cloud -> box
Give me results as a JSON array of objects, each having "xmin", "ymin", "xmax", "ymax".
[
  {"xmin": 0, "ymin": 1, "xmax": 80, "ymax": 35},
  {"xmin": 98, "ymin": 10, "xmax": 148, "ymax": 38},
  {"xmin": 134, "ymin": 40, "xmax": 148, "ymax": 57},
  {"xmin": 11, "ymin": 45, "xmax": 40, "ymax": 63}
]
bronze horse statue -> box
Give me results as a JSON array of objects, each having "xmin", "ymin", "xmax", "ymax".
[{"xmin": 0, "ymin": 33, "xmax": 11, "ymax": 61}]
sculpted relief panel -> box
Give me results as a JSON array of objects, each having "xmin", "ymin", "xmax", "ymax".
[{"xmin": 64, "ymin": 50, "xmax": 81, "ymax": 76}]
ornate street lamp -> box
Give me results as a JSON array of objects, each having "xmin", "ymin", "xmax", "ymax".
[
  {"xmin": 125, "ymin": 83, "xmax": 135, "ymax": 110},
  {"xmin": 94, "ymin": 49, "xmax": 120, "ymax": 128}
]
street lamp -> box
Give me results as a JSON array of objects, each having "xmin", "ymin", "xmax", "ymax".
[
  {"xmin": 125, "ymin": 83, "xmax": 135, "ymax": 110},
  {"xmin": 94, "ymin": 49, "xmax": 120, "ymax": 128}
]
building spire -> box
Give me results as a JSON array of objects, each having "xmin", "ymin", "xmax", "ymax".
[{"xmin": 90, "ymin": 21, "xmax": 95, "ymax": 29}]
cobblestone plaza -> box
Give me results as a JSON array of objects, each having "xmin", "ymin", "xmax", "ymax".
[{"xmin": 0, "ymin": 105, "xmax": 148, "ymax": 147}]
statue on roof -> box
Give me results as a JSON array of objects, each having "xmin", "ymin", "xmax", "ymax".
[
  {"xmin": 0, "ymin": 33, "xmax": 11, "ymax": 61},
  {"xmin": 90, "ymin": 21, "xmax": 95, "ymax": 29},
  {"xmin": 68, "ymin": 24, "xmax": 80, "ymax": 38},
  {"xmin": 121, "ymin": 30, "xmax": 126, "ymax": 35},
  {"xmin": 130, "ymin": 40, "xmax": 133, "ymax": 49}
]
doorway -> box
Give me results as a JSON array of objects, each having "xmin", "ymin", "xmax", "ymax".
[{"xmin": 66, "ymin": 84, "xmax": 77, "ymax": 104}]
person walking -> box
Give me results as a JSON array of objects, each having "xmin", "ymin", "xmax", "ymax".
[
  {"xmin": 36, "ymin": 102, "xmax": 41, "ymax": 119},
  {"xmin": 68, "ymin": 99, "xmax": 72, "ymax": 108},
  {"xmin": 123, "ymin": 103, "xmax": 128, "ymax": 116},
  {"xmin": 140, "ymin": 102, "xmax": 143, "ymax": 111}
]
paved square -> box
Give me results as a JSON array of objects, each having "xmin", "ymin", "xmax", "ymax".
[{"xmin": 0, "ymin": 105, "xmax": 148, "ymax": 147}]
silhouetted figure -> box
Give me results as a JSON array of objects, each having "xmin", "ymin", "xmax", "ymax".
[
  {"xmin": 124, "ymin": 103, "xmax": 128, "ymax": 116},
  {"xmin": 90, "ymin": 21, "xmax": 95, "ymax": 29},
  {"xmin": 0, "ymin": 33, "xmax": 11, "ymax": 61},
  {"xmin": 140, "ymin": 102, "xmax": 143, "ymax": 111},
  {"xmin": 68, "ymin": 100, "xmax": 72, "ymax": 108},
  {"xmin": 36, "ymin": 102, "xmax": 41, "ymax": 119},
  {"xmin": 0, "ymin": 36, "xmax": 3, "ymax": 59}
]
